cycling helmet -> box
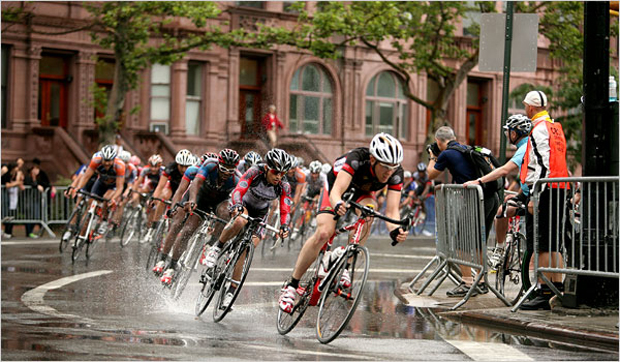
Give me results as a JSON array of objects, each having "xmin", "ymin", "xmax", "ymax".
[
  {"xmin": 503, "ymin": 114, "xmax": 532, "ymax": 136},
  {"xmin": 244, "ymin": 151, "xmax": 262, "ymax": 167},
  {"xmin": 416, "ymin": 162, "xmax": 427, "ymax": 172},
  {"xmin": 100, "ymin": 145, "xmax": 117, "ymax": 161},
  {"xmin": 218, "ymin": 148, "xmax": 240, "ymax": 166},
  {"xmin": 175, "ymin": 149, "xmax": 194, "ymax": 166},
  {"xmin": 309, "ymin": 160, "xmax": 322, "ymax": 174},
  {"xmin": 321, "ymin": 162, "xmax": 332, "ymax": 174},
  {"xmin": 202, "ymin": 152, "xmax": 218, "ymax": 163},
  {"xmin": 148, "ymin": 154, "xmax": 163, "ymax": 167},
  {"xmin": 296, "ymin": 156, "xmax": 305, "ymax": 168},
  {"xmin": 369, "ymin": 133, "xmax": 404, "ymax": 165},
  {"xmin": 289, "ymin": 156, "xmax": 299, "ymax": 170},
  {"xmin": 264, "ymin": 148, "xmax": 293, "ymax": 172},
  {"xmin": 119, "ymin": 150, "xmax": 131, "ymax": 163},
  {"xmin": 404, "ymin": 170, "xmax": 412, "ymax": 179},
  {"xmin": 129, "ymin": 155, "xmax": 141, "ymax": 166}
]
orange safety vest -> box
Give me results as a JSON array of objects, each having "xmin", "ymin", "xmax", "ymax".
[{"xmin": 519, "ymin": 115, "xmax": 569, "ymax": 190}]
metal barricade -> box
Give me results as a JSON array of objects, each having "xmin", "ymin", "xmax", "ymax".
[
  {"xmin": 408, "ymin": 184, "xmax": 508, "ymax": 310},
  {"xmin": 1, "ymin": 185, "xmax": 55, "ymax": 237},
  {"xmin": 512, "ymin": 176, "xmax": 620, "ymax": 311},
  {"xmin": 47, "ymin": 186, "xmax": 74, "ymax": 226}
]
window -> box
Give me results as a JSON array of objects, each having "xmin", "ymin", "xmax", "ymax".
[
  {"xmin": 236, "ymin": 1, "xmax": 264, "ymax": 9},
  {"xmin": 462, "ymin": 1, "xmax": 480, "ymax": 37},
  {"xmin": 365, "ymin": 71, "xmax": 409, "ymax": 139},
  {"xmin": 1, "ymin": 46, "xmax": 9, "ymax": 128},
  {"xmin": 186, "ymin": 62, "xmax": 202, "ymax": 136},
  {"xmin": 94, "ymin": 58, "xmax": 115, "ymax": 121},
  {"xmin": 150, "ymin": 63, "xmax": 170, "ymax": 133},
  {"xmin": 289, "ymin": 64, "xmax": 333, "ymax": 135}
]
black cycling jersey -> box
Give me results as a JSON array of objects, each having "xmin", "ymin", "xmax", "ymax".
[{"xmin": 162, "ymin": 161, "xmax": 184, "ymax": 194}]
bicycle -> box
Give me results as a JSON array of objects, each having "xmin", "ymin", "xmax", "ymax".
[
  {"xmin": 194, "ymin": 213, "xmax": 279, "ymax": 322},
  {"xmin": 119, "ymin": 190, "xmax": 149, "ymax": 247},
  {"xmin": 400, "ymin": 198, "xmax": 427, "ymax": 236},
  {"xmin": 165, "ymin": 208, "xmax": 227, "ymax": 300},
  {"xmin": 59, "ymin": 189, "xmax": 88, "ymax": 253},
  {"xmin": 276, "ymin": 200, "xmax": 412, "ymax": 344},
  {"xmin": 288, "ymin": 195, "xmax": 317, "ymax": 250},
  {"xmin": 262, "ymin": 207, "xmax": 280, "ymax": 258},
  {"xmin": 71, "ymin": 192, "xmax": 110, "ymax": 263}
]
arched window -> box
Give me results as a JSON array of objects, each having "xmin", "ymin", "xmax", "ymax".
[
  {"xmin": 289, "ymin": 63, "xmax": 333, "ymax": 135},
  {"xmin": 365, "ymin": 71, "xmax": 409, "ymax": 140}
]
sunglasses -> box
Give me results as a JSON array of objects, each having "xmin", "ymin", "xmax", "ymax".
[
  {"xmin": 218, "ymin": 164, "xmax": 236, "ymax": 174},
  {"xmin": 378, "ymin": 162, "xmax": 400, "ymax": 170},
  {"xmin": 268, "ymin": 167, "xmax": 286, "ymax": 176}
]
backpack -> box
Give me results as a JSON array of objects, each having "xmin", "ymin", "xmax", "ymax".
[{"xmin": 447, "ymin": 144, "xmax": 503, "ymax": 195}]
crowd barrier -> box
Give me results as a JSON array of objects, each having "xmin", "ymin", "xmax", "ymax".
[
  {"xmin": 408, "ymin": 184, "xmax": 508, "ymax": 310},
  {"xmin": 1, "ymin": 185, "xmax": 74, "ymax": 238},
  {"xmin": 512, "ymin": 176, "xmax": 620, "ymax": 311}
]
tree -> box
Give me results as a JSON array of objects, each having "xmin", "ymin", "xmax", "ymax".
[
  {"xmin": 267, "ymin": 1, "xmax": 496, "ymax": 148},
  {"xmin": 2, "ymin": 2, "xmax": 274, "ymax": 145}
]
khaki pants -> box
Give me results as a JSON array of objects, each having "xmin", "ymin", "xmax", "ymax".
[{"xmin": 267, "ymin": 129, "xmax": 277, "ymax": 148}]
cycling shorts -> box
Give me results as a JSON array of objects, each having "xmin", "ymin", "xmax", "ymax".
[
  {"xmin": 90, "ymin": 179, "xmax": 116, "ymax": 198},
  {"xmin": 80, "ymin": 175, "xmax": 97, "ymax": 194}
]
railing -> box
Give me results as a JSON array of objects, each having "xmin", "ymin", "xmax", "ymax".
[
  {"xmin": 512, "ymin": 176, "xmax": 620, "ymax": 311},
  {"xmin": 407, "ymin": 184, "xmax": 508, "ymax": 309}
]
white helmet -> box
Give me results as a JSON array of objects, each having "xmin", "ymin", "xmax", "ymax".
[
  {"xmin": 321, "ymin": 162, "xmax": 332, "ymax": 174},
  {"xmin": 119, "ymin": 150, "xmax": 131, "ymax": 163},
  {"xmin": 148, "ymin": 154, "xmax": 163, "ymax": 166},
  {"xmin": 403, "ymin": 170, "xmax": 412, "ymax": 179},
  {"xmin": 175, "ymin": 149, "xmax": 194, "ymax": 166},
  {"xmin": 100, "ymin": 145, "xmax": 117, "ymax": 161},
  {"xmin": 309, "ymin": 160, "xmax": 322, "ymax": 174},
  {"xmin": 369, "ymin": 133, "xmax": 404, "ymax": 165}
]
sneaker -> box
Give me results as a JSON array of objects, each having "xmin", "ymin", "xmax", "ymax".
[
  {"xmin": 97, "ymin": 221, "xmax": 108, "ymax": 235},
  {"xmin": 489, "ymin": 246, "xmax": 505, "ymax": 269},
  {"xmin": 204, "ymin": 245, "xmax": 221, "ymax": 268},
  {"xmin": 279, "ymin": 285, "xmax": 297, "ymax": 313},
  {"xmin": 28, "ymin": 233, "xmax": 39, "ymax": 239},
  {"xmin": 446, "ymin": 282, "xmax": 478, "ymax": 298},
  {"xmin": 520, "ymin": 294, "xmax": 552, "ymax": 310},
  {"xmin": 221, "ymin": 292, "xmax": 234, "ymax": 310},
  {"xmin": 199, "ymin": 245, "xmax": 208, "ymax": 266},
  {"xmin": 339, "ymin": 269, "xmax": 351, "ymax": 289},
  {"xmin": 152, "ymin": 260, "xmax": 165, "ymax": 274},
  {"xmin": 161, "ymin": 268, "xmax": 174, "ymax": 285},
  {"xmin": 62, "ymin": 230, "xmax": 73, "ymax": 241}
]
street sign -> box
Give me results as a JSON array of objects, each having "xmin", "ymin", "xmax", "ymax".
[{"xmin": 479, "ymin": 13, "xmax": 539, "ymax": 72}]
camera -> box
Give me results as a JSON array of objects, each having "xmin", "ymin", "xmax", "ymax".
[{"xmin": 427, "ymin": 142, "xmax": 441, "ymax": 156}]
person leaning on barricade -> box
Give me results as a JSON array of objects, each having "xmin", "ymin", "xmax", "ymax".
[
  {"xmin": 463, "ymin": 114, "xmax": 532, "ymax": 268},
  {"xmin": 517, "ymin": 90, "xmax": 570, "ymax": 310},
  {"xmin": 427, "ymin": 126, "xmax": 500, "ymax": 297}
]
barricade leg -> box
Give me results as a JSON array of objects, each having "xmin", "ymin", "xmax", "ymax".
[
  {"xmin": 451, "ymin": 267, "xmax": 484, "ymax": 310},
  {"xmin": 408, "ymin": 255, "xmax": 441, "ymax": 293},
  {"xmin": 415, "ymin": 260, "xmax": 448, "ymax": 295}
]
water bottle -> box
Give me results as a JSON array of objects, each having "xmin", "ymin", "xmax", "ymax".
[
  {"xmin": 610, "ymin": 76, "xmax": 617, "ymax": 102},
  {"xmin": 317, "ymin": 250, "xmax": 332, "ymax": 279}
]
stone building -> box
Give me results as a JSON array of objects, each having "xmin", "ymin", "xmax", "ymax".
[{"xmin": 1, "ymin": 1, "xmax": 566, "ymax": 181}]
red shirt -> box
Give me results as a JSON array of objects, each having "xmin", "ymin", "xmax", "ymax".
[{"xmin": 261, "ymin": 113, "xmax": 284, "ymax": 131}]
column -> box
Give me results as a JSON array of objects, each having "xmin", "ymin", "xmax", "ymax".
[
  {"xmin": 74, "ymin": 50, "xmax": 96, "ymax": 144},
  {"xmin": 227, "ymin": 49, "xmax": 240, "ymax": 138},
  {"xmin": 170, "ymin": 60, "xmax": 188, "ymax": 138}
]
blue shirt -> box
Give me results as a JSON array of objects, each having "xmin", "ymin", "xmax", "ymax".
[
  {"xmin": 433, "ymin": 141, "xmax": 476, "ymax": 184},
  {"xmin": 182, "ymin": 165, "xmax": 201, "ymax": 182},
  {"xmin": 509, "ymin": 137, "xmax": 530, "ymax": 196}
]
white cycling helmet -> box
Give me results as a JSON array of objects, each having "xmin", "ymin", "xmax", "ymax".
[
  {"xmin": 403, "ymin": 170, "xmax": 412, "ymax": 179},
  {"xmin": 264, "ymin": 148, "xmax": 293, "ymax": 172},
  {"xmin": 309, "ymin": 160, "xmax": 322, "ymax": 174},
  {"xmin": 369, "ymin": 133, "xmax": 404, "ymax": 165},
  {"xmin": 100, "ymin": 145, "xmax": 117, "ymax": 161},
  {"xmin": 148, "ymin": 154, "xmax": 163, "ymax": 167},
  {"xmin": 119, "ymin": 150, "xmax": 131, "ymax": 163},
  {"xmin": 175, "ymin": 149, "xmax": 194, "ymax": 166},
  {"xmin": 321, "ymin": 162, "xmax": 332, "ymax": 174},
  {"xmin": 504, "ymin": 114, "xmax": 532, "ymax": 136}
]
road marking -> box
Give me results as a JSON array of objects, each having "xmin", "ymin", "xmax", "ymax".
[
  {"xmin": 246, "ymin": 344, "xmax": 376, "ymax": 360},
  {"xmin": 446, "ymin": 340, "xmax": 533, "ymax": 361},
  {"xmin": 2, "ymin": 240, "xmax": 60, "ymax": 246},
  {"xmin": 373, "ymin": 253, "xmax": 434, "ymax": 260},
  {"xmin": 252, "ymin": 267, "xmax": 423, "ymax": 274},
  {"xmin": 21, "ymin": 270, "xmax": 113, "ymax": 322}
]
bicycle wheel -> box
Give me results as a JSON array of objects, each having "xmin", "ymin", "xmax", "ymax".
[
  {"xmin": 521, "ymin": 242, "xmax": 536, "ymax": 300},
  {"xmin": 60, "ymin": 205, "xmax": 83, "ymax": 253},
  {"xmin": 145, "ymin": 238, "xmax": 161, "ymax": 272},
  {"xmin": 172, "ymin": 233, "xmax": 204, "ymax": 300},
  {"xmin": 497, "ymin": 233, "xmax": 525, "ymax": 305},
  {"xmin": 412, "ymin": 209, "xmax": 427, "ymax": 235},
  {"xmin": 316, "ymin": 245, "xmax": 370, "ymax": 344},
  {"xmin": 195, "ymin": 241, "xmax": 234, "ymax": 316},
  {"xmin": 213, "ymin": 241, "xmax": 254, "ymax": 323},
  {"xmin": 85, "ymin": 219, "xmax": 102, "ymax": 259},
  {"xmin": 120, "ymin": 208, "xmax": 138, "ymax": 247},
  {"xmin": 71, "ymin": 237, "xmax": 83, "ymax": 264},
  {"xmin": 277, "ymin": 251, "xmax": 321, "ymax": 335}
]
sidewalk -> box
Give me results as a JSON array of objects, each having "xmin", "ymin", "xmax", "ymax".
[{"xmin": 397, "ymin": 280, "xmax": 619, "ymax": 353}]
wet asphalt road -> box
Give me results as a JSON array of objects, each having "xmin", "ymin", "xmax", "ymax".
[{"xmin": 1, "ymin": 235, "xmax": 617, "ymax": 361}]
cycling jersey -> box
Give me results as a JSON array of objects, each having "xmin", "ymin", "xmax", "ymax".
[
  {"xmin": 139, "ymin": 166, "xmax": 164, "ymax": 189},
  {"xmin": 194, "ymin": 161, "xmax": 240, "ymax": 208},
  {"xmin": 285, "ymin": 167, "xmax": 307, "ymax": 198},
  {"xmin": 162, "ymin": 161, "xmax": 184, "ymax": 194},
  {"xmin": 88, "ymin": 154, "xmax": 125, "ymax": 185},
  {"xmin": 305, "ymin": 172, "xmax": 327, "ymax": 199},
  {"xmin": 124, "ymin": 162, "xmax": 137, "ymax": 185},
  {"xmin": 236, "ymin": 160, "xmax": 250, "ymax": 175},
  {"xmin": 230, "ymin": 165, "xmax": 292, "ymax": 225},
  {"xmin": 182, "ymin": 165, "xmax": 201, "ymax": 183}
]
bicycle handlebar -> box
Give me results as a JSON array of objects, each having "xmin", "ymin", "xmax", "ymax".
[
  {"xmin": 239, "ymin": 213, "xmax": 280, "ymax": 234},
  {"xmin": 150, "ymin": 196, "xmax": 172, "ymax": 206},
  {"xmin": 191, "ymin": 208, "xmax": 228, "ymax": 225},
  {"xmin": 346, "ymin": 201, "xmax": 412, "ymax": 246}
]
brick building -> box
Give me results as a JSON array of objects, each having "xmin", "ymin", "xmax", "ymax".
[{"xmin": 1, "ymin": 1, "xmax": 566, "ymax": 181}]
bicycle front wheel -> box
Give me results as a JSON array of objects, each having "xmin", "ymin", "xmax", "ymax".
[
  {"xmin": 497, "ymin": 233, "xmax": 525, "ymax": 305},
  {"xmin": 120, "ymin": 208, "xmax": 138, "ymax": 247},
  {"xmin": 172, "ymin": 234, "xmax": 203, "ymax": 300},
  {"xmin": 213, "ymin": 241, "xmax": 254, "ymax": 323},
  {"xmin": 195, "ymin": 242, "xmax": 234, "ymax": 316},
  {"xmin": 316, "ymin": 245, "xmax": 370, "ymax": 344}
]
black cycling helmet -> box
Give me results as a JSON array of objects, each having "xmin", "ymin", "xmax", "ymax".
[
  {"xmin": 218, "ymin": 148, "xmax": 240, "ymax": 166},
  {"xmin": 417, "ymin": 162, "xmax": 427, "ymax": 172},
  {"xmin": 264, "ymin": 148, "xmax": 293, "ymax": 173}
]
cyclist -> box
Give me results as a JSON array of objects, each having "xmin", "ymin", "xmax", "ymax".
[
  {"xmin": 143, "ymin": 149, "xmax": 194, "ymax": 243},
  {"xmin": 71, "ymin": 145, "xmax": 126, "ymax": 236},
  {"xmin": 130, "ymin": 154, "xmax": 163, "ymax": 206},
  {"xmin": 464, "ymin": 114, "xmax": 532, "ymax": 267},
  {"xmin": 202, "ymin": 148, "xmax": 293, "ymax": 309},
  {"xmin": 279, "ymin": 133, "xmax": 409, "ymax": 314},
  {"xmin": 237, "ymin": 151, "xmax": 262, "ymax": 174},
  {"xmin": 62, "ymin": 153, "xmax": 99, "ymax": 242},
  {"xmin": 304, "ymin": 160, "xmax": 327, "ymax": 201},
  {"xmin": 156, "ymin": 149, "xmax": 241, "ymax": 284},
  {"xmin": 110, "ymin": 151, "xmax": 138, "ymax": 229},
  {"xmin": 285, "ymin": 156, "xmax": 307, "ymax": 210}
]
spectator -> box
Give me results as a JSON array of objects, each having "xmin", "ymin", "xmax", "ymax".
[
  {"xmin": 111, "ymin": 134, "xmax": 124, "ymax": 155},
  {"xmin": 427, "ymin": 126, "xmax": 500, "ymax": 297},
  {"xmin": 518, "ymin": 90, "xmax": 569, "ymax": 310},
  {"xmin": 24, "ymin": 158, "xmax": 55, "ymax": 238},
  {"xmin": 2, "ymin": 162, "xmax": 25, "ymax": 239},
  {"xmin": 261, "ymin": 105, "xmax": 284, "ymax": 148}
]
